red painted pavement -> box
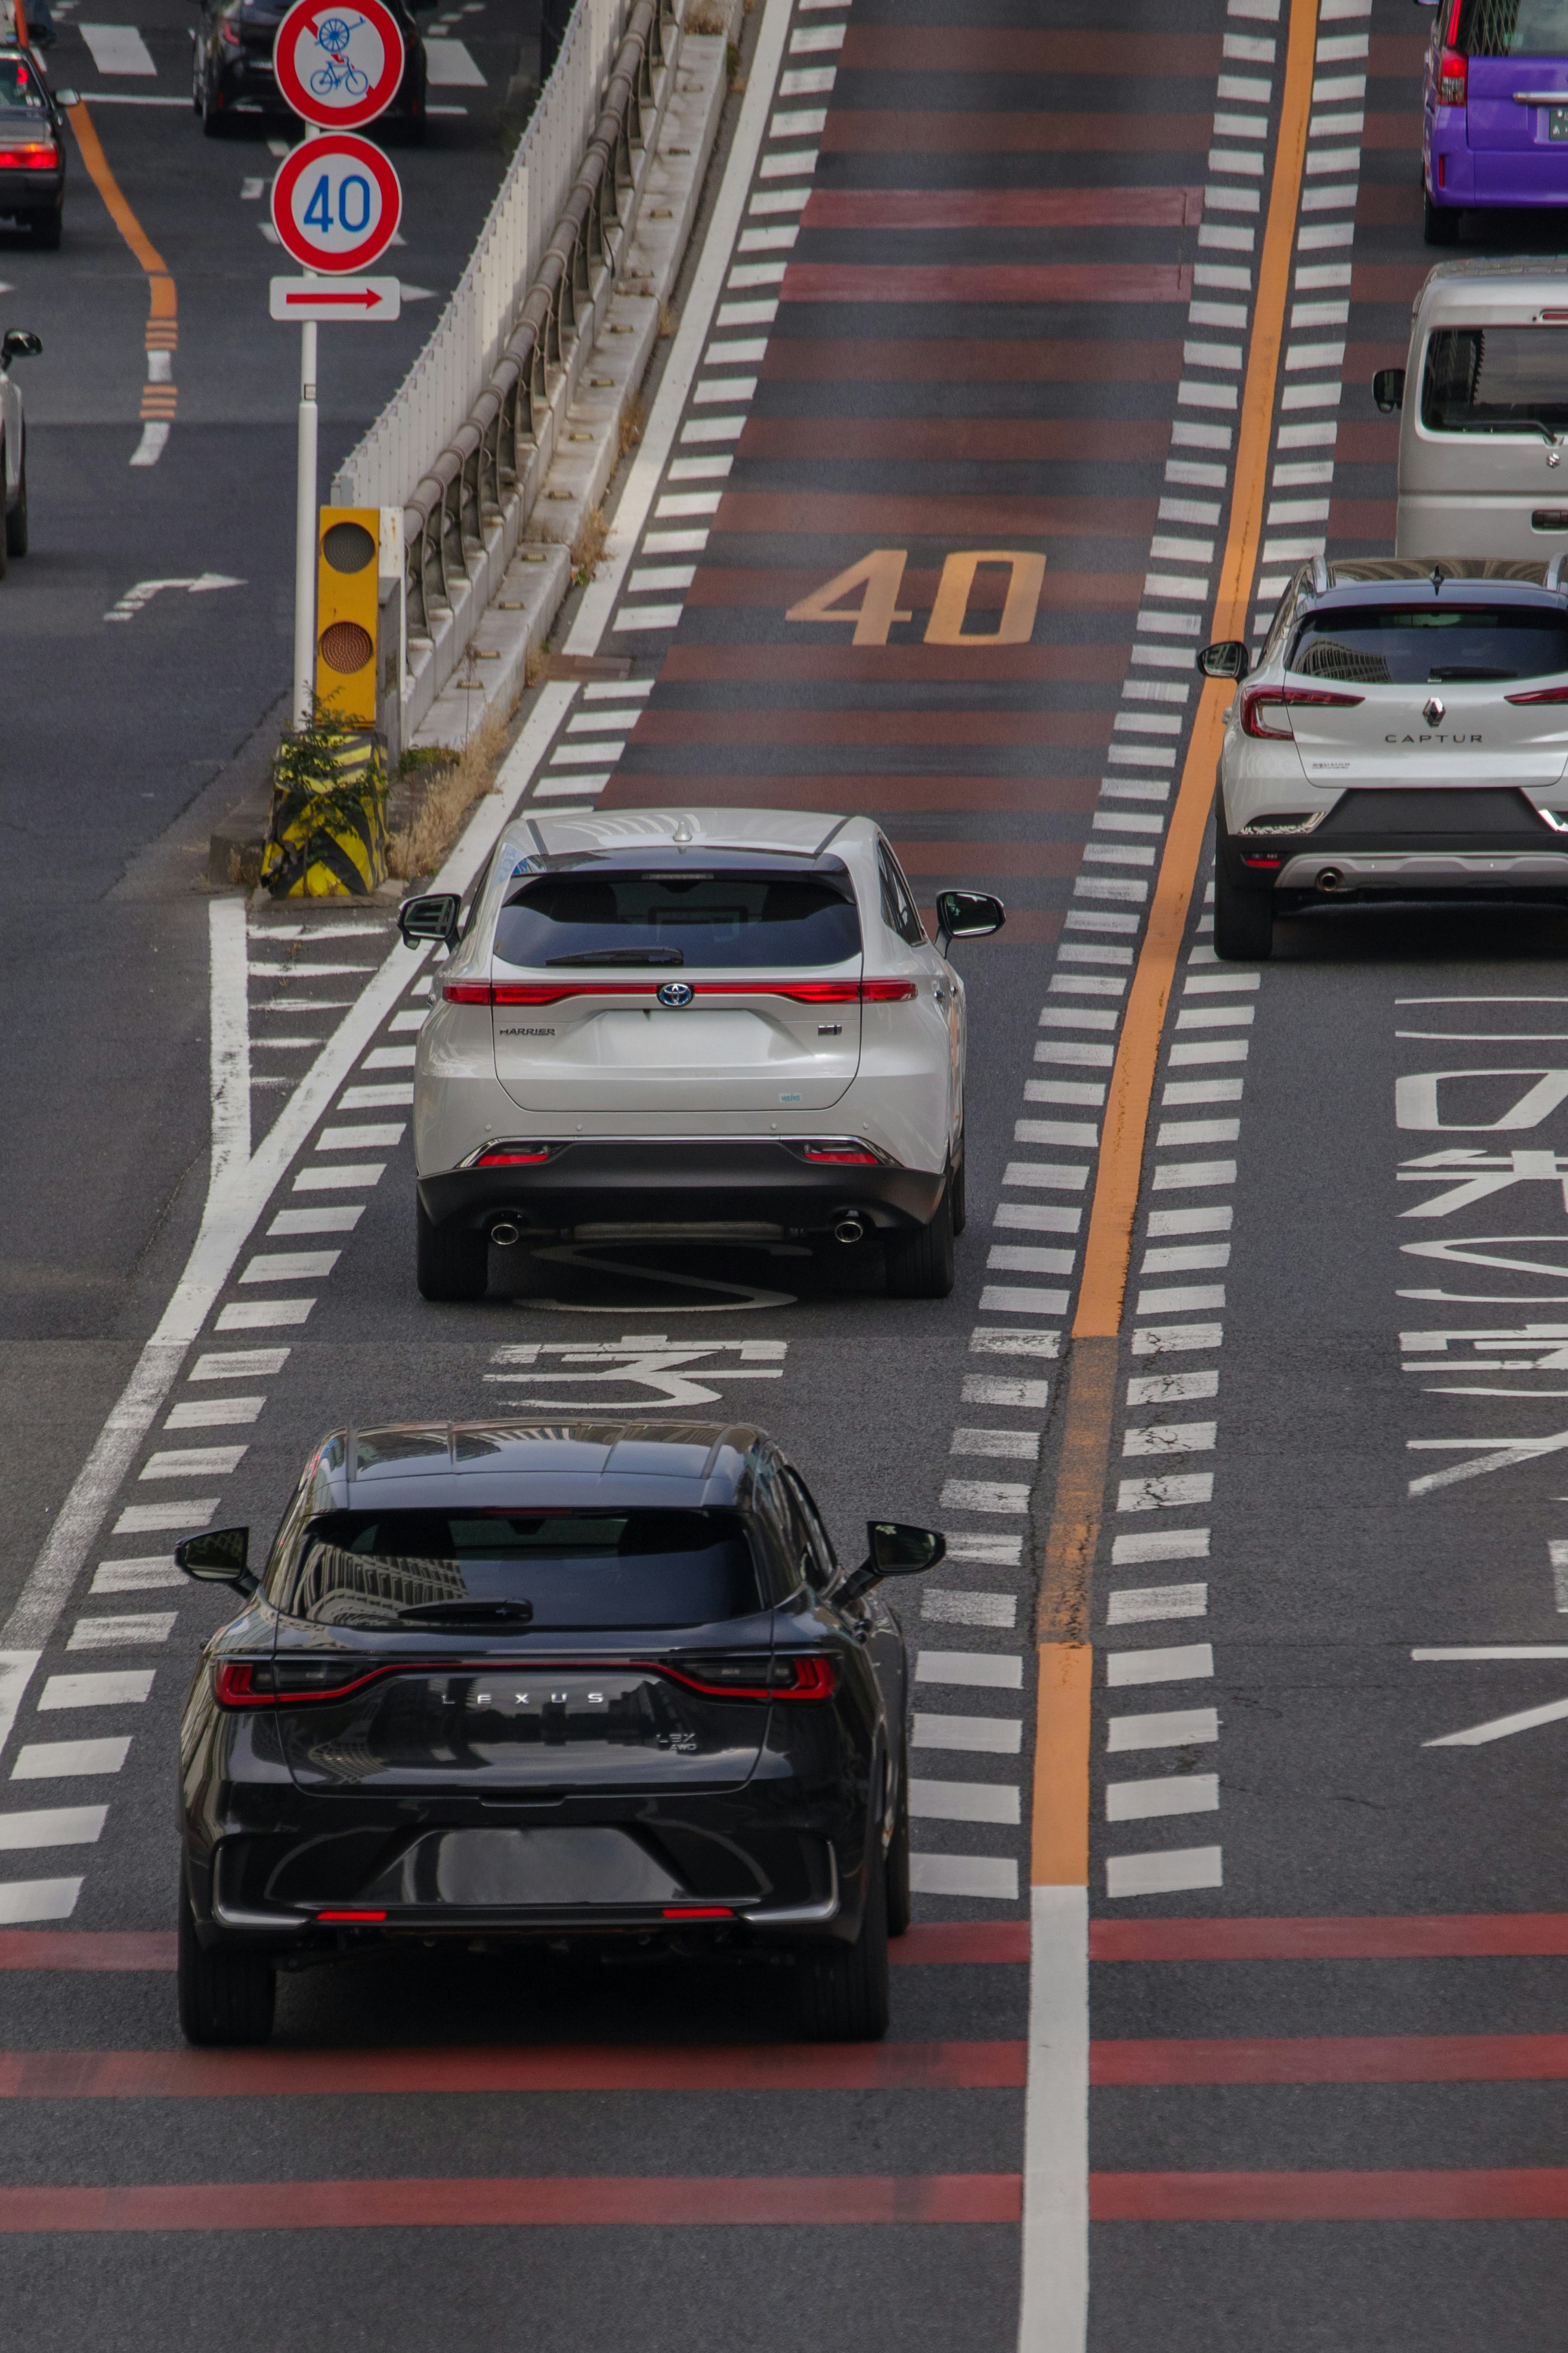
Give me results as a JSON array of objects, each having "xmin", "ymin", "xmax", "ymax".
[
  {"xmin": 1089, "ymin": 1914, "xmax": 1568, "ymax": 1960},
  {"xmin": 1093, "ymin": 2035, "xmax": 1568, "ymax": 2085},
  {"xmin": 782, "ymin": 262, "xmax": 1192, "ymax": 305},
  {"xmin": 0, "ymin": 2174, "xmax": 1022, "ymax": 2232},
  {"xmin": 802, "ymin": 189, "xmax": 1203, "ymax": 230},
  {"xmin": 838, "ymin": 29, "xmax": 1223, "ymax": 72},
  {"xmin": 715, "ymin": 491, "xmax": 1155, "ymax": 536},
  {"xmin": 1092, "ymin": 2170, "xmax": 1568, "ymax": 2223},
  {"xmin": 820, "ymin": 114, "xmax": 1213, "ymax": 156},
  {"xmin": 0, "ymin": 1931, "xmax": 174, "ymax": 1971}
]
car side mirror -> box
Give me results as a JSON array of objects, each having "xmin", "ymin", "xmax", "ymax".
[
  {"xmin": 840, "ymin": 1520, "xmax": 947, "ymax": 1602},
  {"xmin": 1, "ymin": 331, "xmax": 42, "ymax": 367},
  {"xmin": 1197, "ymin": 639, "xmax": 1250, "ymax": 680},
  {"xmin": 51, "ymin": 84, "xmax": 78, "ymax": 100},
  {"xmin": 935, "ymin": 889, "xmax": 1005, "ymax": 953},
  {"xmin": 398, "ymin": 891, "xmax": 460, "ymax": 948},
  {"xmin": 174, "ymin": 1526, "xmax": 257, "ymax": 1595},
  {"xmin": 1372, "ymin": 366, "xmax": 1405, "ymax": 414}
]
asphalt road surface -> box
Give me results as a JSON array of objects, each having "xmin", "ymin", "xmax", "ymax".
[{"xmin": 7, "ymin": 0, "xmax": 1568, "ymax": 2345}]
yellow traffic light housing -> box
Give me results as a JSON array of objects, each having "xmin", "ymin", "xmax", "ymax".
[{"xmin": 314, "ymin": 507, "xmax": 379, "ymax": 724}]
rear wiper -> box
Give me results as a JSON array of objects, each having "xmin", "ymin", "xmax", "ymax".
[
  {"xmin": 396, "ymin": 1599, "xmax": 534, "ymax": 1625},
  {"xmin": 1428, "ymin": 667, "xmax": 1516, "ymax": 682},
  {"xmin": 545, "ymin": 947, "xmax": 684, "ymax": 967}
]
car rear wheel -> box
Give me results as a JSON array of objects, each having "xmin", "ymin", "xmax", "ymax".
[
  {"xmin": 5, "ymin": 457, "xmax": 27, "ymax": 558},
  {"xmin": 0, "ymin": 449, "xmax": 8, "ymax": 582},
  {"xmin": 1214, "ymin": 861, "xmax": 1274, "ymax": 961},
  {"xmin": 884, "ymin": 1182, "xmax": 955, "ymax": 1299},
  {"xmin": 885, "ymin": 1739, "xmax": 911, "ymax": 1938},
  {"xmin": 795, "ymin": 1839, "xmax": 890, "ymax": 2040},
  {"xmin": 416, "ymin": 1198, "xmax": 490, "ymax": 1300},
  {"xmin": 1423, "ymin": 185, "xmax": 1459, "ymax": 245},
  {"xmin": 178, "ymin": 1882, "xmax": 275, "ymax": 2047}
]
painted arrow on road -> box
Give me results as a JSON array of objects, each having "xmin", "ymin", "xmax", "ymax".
[{"xmin": 103, "ymin": 575, "xmax": 247, "ymax": 624}]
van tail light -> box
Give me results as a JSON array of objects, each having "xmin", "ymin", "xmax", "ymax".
[
  {"xmin": 0, "ymin": 142, "xmax": 58, "ymax": 167},
  {"xmin": 1437, "ymin": 47, "xmax": 1467, "ymax": 105},
  {"xmin": 1506, "ymin": 685, "xmax": 1568, "ymax": 704},
  {"xmin": 1241, "ymin": 687, "xmax": 1364, "ymax": 739}
]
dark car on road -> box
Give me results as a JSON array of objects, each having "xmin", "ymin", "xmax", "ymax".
[
  {"xmin": 0, "ymin": 47, "xmax": 67, "ymax": 247},
  {"xmin": 189, "ymin": 0, "xmax": 428, "ymax": 137},
  {"xmin": 175, "ymin": 1420, "xmax": 943, "ymax": 2045}
]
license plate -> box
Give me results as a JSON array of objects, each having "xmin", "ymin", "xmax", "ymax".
[{"xmin": 1550, "ymin": 106, "xmax": 1568, "ymax": 138}]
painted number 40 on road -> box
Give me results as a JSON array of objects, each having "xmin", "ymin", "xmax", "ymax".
[{"xmin": 270, "ymin": 134, "xmax": 402, "ymax": 274}]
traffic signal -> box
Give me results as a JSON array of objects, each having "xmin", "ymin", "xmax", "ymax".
[{"xmin": 315, "ymin": 506, "xmax": 379, "ymax": 724}]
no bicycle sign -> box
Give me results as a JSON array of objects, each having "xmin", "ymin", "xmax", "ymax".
[{"xmin": 273, "ymin": 0, "xmax": 406, "ymax": 130}]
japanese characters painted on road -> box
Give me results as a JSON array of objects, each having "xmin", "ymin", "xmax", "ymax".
[
  {"xmin": 273, "ymin": 0, "xmax": 405, "ymax": 129},
  {"xmin": 270, "ymin": 135, "xmax": 401, "ymax": 276},
  {"xmin": 269, "ymin": 275, "xmax": 401, "ymax": 322}
]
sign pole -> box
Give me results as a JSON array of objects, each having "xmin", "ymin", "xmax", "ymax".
[{"xmin": 291, "ymin": 124, "xmax": 323, "ymax": 732}]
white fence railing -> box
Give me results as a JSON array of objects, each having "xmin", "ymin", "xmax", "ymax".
[{"xmin": 330, "ymin": 0, "xmax": 635, "ymax": 513}]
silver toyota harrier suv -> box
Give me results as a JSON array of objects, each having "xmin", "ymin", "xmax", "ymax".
[
  {"xmin": 397, "ymin": 809, "xmax": 1004, "ymax": 1303},
  {"xmin": 1198, "ymin": 557, "xmax": 1568, "ymax": 958}
]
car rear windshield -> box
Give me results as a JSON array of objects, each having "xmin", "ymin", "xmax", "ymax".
[
  {"xmin": 1422, "ymin": 327, "xmax": 1568, "ymax": 434},
  {"xmin": 1288, "ymin": 604, "xmax": 1568, "ymax": 684},
  {"xmin": 1457, "ymin": 0, "xmax": 1568, "ymax": 54},
  {"xmin": 493, "ymin": 871, "xmax": 862, "ymax": 971},
  {"xmin": 283, "ymin": 1508, "xmax": 765, "ymax": 1630},
  {"xmin": 0, "ymin": 58, "xmax": 49, "ymax": 113}
]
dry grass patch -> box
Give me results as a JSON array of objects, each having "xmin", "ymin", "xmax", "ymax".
[
  {"xmin": 570, "ymin": 503, "xmax": 608, "ymax": 587},
  {"xmin": 683, "ymin": 0, "xmax": 726, "ymax": 30},
  {"xmin": 387, "ymin": 705, "xmax": 509, "ymax": 881},
  {"xmin": 659, "ymin": 300, "xmax": 677, "ymax": 339},
  {"xmin": 619, "ymin": 388, "xmax": 646, "ymax": 457}
]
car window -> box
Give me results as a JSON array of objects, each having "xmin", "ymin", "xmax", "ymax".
[
  {"xmin": 0, "ymin": 56, "xmax": 49, "ymax": 112},
  {"xmin": 275, "ymin": 1508, "xmax": 766, "ymax": 1630},
  {"xmin": 1458, "ymin": 0, "xmax": 1568, "ymax": 54},
  {"xmin": 782, "ymin": 1469, "xmax": 838, "ymax": 1591},
  {"xmin": 494, "ymin": 869, "xmax": 862, "ymax": 971},
  {"xmin": 877, "ymin": 841, "xmax": 925, "ymax": 946},
  {"xmin": 1287, "ymin": 602, "xmax": 1568, "ymax": 685},
  {"xmin": 1422, "ymin": 326, "xmax": 1568, "ymax": 435}
]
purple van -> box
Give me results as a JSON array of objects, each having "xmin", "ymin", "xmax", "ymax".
[{"xmin": 1422, "ymin": 0, "xmax": 1568, "ymax": 241}]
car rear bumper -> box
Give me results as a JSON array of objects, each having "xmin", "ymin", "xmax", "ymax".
[
  {"xmin": 418, "ymin": 1137, "xmax": 947, "ymax": 1237},
  {"xmin": 1273, "ymin": 848, "xmax": 1568, "ymax": 892},
  {"xmin": 1223, "ymin": 787, "xmax": 1568, "ymax": 899},
  {"xmin": 0, "ymin": 167, "xmax": 63, "ymax": 210}
]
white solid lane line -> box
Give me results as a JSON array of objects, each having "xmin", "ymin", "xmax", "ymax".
[
  {"xmin": 913, "ymin": 1712, "xmax": 1023, "ymax": 1755},
  {"xmin": 78, "ymin": 25, "xmax": 157, "ymax": 72},
  {"xmin": 65, "ymin": 1616, "xmax": 176, "ymax": 1651},
  {"xmin": 39, "ymin": 1672, "xmax": 155, "ymax": 1710},
  {"xmin": 164, "ymin": 1396, "xmax": 265, "ymax": 1428},
  {"xmin": 0, "ymin": 1806, "xmax": 107, "ymax": 1848},
  {"xmin": 89, "ymin": 1558, "xmax": 180, "ymax": 1594},
  {"xmin": 916, "ymin": 1650, "xmax": 1025, "ymax": 1691},
  {"xmin": 1105, "ymin": 1644, "xmax": 1215, "ymax": 1687},
  {"xmin": 12, "ymin": 1739, "xmax": 130, "ymax": 1780},
  {"xmin": 1107, "ymin": 1707, "xmax": 1219, "ymax": 1751},
  {"xmin": 910, "ymin": 1779, "xmax": 1021, "ymax": 1827},
  {"xmin": 1107, "ymin": 1773, "xmax": 1220, "ymax": 1822}
]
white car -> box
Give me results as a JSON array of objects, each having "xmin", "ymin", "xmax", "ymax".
[
  {"xmin": 399, "ymin": 809, "xmax": 1004, "ymax": 1302},
  {"xmin": 1200, "ymin": 556, "xmax": 1568, "ymax": 959}
]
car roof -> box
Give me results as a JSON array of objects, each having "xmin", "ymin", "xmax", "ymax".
[
  {"xmin": 1416, "ymin": 259, "xmax": 1568, "ymax": 321},
  {"xmin": 307, "ymin": 1419, "xmax": 768, "ymax": 1513},
  {"xmin": 1305, "ymin": 559, "xmax": 1566, "ymax": 617},
  {"xmin": 523, "ymin": 810, "xmax": 870, "ymax": 861}
]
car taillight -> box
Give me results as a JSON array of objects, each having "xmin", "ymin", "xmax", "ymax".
[
  {"xmin": 220, "ymin": 19, "xmax": 242, "ymax": 42},
  {"xmin": 474, "ymin": 1144, "xmax": 555, "ymax": 1165},
  {"xmin": 1506, "ymin": 685, "xmax": 1568, "ymax": 704},
  {"xmin": 447, "ymin": 980, "xmax": 895, "ymax": 1006},
  {"xmin": 659, "ymin": 1655, "xmax": 837, "ymax": 1701},
  {"xmin": 0, "ymin": 142, "xmax": 58, "ymax": 167},
  {"xmin": 214, "ymin": 1659, "xmax": 424, "ymax": 1708},
  {"xmin": 1437, "ymin": 46, "xmax": 1467, "ymax": 104},
  {"xmin": 1241, "ymin": 687, "xmax": 1364, "ymax": 739},
  {"xmin": 315, "ymin": 1909, "xmax": 387, "ymax": 1922},
  {"xmin": 803, "ymin": 1146, "xmax": 879, "ymax": 1164}
]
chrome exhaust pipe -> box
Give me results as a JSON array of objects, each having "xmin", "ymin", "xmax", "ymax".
[
  {"xmin": 1316, "ymin": 867, "xmax": 1345, "ymax": 893},
  {"xmin": 833, "ymin": 1214, "xmax": 869, "ymax": 1245},
  {"xmin": 490, "ymin": 1220, "xmax": 521, "ymax": 1247}
]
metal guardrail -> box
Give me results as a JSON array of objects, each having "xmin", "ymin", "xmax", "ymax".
[{"xmin": 331, "ymin": 0, "xmax": 677, "ymax": 649}]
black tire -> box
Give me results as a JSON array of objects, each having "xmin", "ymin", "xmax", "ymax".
[
  {"xmin": 178, "ymin": 1880, "xmax": 275, "ymax": 2047},
  {"xmin": 949, "ymin": 1137, "xmax": 967, "ymax": 1237},
  {"xmin": 5, "ymin": 456, "xmax": 27, "ymax": 558},
  {"xmin": 1213, "ymin": 861, "xmax": 1274, "ymax": 961},
  {"xmin": 29, "ymin": 208, "xmax": 60, "ymax": 250},
  {"xmin": 885, "ymin": 1738, "xmax": 911, "ymax": 1939},
  {"xmin": 0, "ymin": 449, "xmax": 9, "ymax": 582},
  {"xmin": 201, "ymin": 76, "xmax": 227, "ymax": 135},
  {"xmin": 795, "ymin": 1837, "xmax": 891, "ymax": 2041},
  {"xmin": 1423, "ymin": 185, "xmax": 1459, "ymax": 245},
  {"xmin": 416, "ymin": 1196, "xmax": 489, "ymax": 1300},
  {"xmin": 884, "ymin": 1183, "xmax": 955, "ymax": 1299}
]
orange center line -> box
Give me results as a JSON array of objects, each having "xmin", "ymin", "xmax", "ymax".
[{"xmin": 64, "ymin": 101, "xmax": 178, "ymax": 365}]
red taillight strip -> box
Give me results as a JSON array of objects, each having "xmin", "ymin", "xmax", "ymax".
[
  {"xmin": 214, "ymin": 1655, "xmax": 835, "ymax": 1708},
  {"xmin": 1242, "ymin": 686, "xmax": 1364, "ymax": 740},
  {"xmin": 0, "ymin": 145, "xmax": 58, "ymax": 166},
  {"xmin": 445, "ymin": 979, "xmax": 915, "ymax": 1008},
  {"xmin": 1506, "ymin": 685, "xmax": 1568, "ymax": 705}
]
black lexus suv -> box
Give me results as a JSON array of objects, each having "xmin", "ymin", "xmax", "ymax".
[{"xmin": 176, "ymin": 1419, "xmax": 943, "ymax": 2045}]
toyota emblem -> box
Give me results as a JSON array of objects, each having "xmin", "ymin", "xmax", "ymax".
[
  {"xmin": 657, "ymin": 980, "xmax": 695, "ymax": 1007},
  {"xmin": 1423, "ymin": 697, "xmax": 1446, "ymax": 728}
]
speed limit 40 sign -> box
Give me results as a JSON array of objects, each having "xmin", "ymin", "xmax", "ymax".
[{"xmin": 270, "ymin": 134, "xmax": 402, "ymax": 273}]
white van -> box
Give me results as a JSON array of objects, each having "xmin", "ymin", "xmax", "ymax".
[{"xmin": 1381, "ymin": 259, "xmax": 1568, "ymax": 557}]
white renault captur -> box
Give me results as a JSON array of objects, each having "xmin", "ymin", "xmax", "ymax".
[
  {"xmin": 398, "ymin": 809, "xmax": 1004, "ymax": 1301},
  {"xmin": 1198, "ymin": 557, "xmax": 1568, "ymax": 959}
]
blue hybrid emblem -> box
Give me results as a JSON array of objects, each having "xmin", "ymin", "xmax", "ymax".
[{"xmin": 657, "ymin": 981, "xmax": 695, "ymax": 1008}]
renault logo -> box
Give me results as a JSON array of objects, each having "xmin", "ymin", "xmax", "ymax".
[
  {"xmin": 656, "ymin": 980, "xmax": 695, "ymax": 1008},
  {"xmin": 1423, "ymin": 697, "xmax": 1446, "ymax": 728}
]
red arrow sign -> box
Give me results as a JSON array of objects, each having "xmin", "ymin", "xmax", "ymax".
[
  {"xmin": 285, "ymin": 287, "xmax": 383, "ymax": 307},
  {"xmin": 268, "ymin": 274, "xmax": 401, "ymax": 322}
]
